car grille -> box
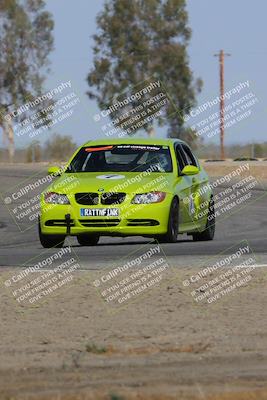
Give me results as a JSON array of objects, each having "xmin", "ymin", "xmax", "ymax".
[
  {"xmin": 126, "ymin": 219, "xmax": 159, "ymax": 226},
  {"xmin": 101, "ymin": 192, "xmax": 126, "ymax": 205},
  {"xmin": 79, "ymin": 219, "xmax": 120, "ymax": 227},
  {"xmin": 75, "ymin": 192, "xmax": 126, "ymax": 205},
  {"xmin": 45, "ymin": 219, "xmax": 75, "ymax": 227},
  {"xmin": 75, "ymin": 193, "xmax": 99, "ymax": 205}
]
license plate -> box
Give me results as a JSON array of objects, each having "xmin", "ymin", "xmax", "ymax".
[{"xmin": 80, "ymin": 208, "xmax": 119, "ymax": 217}]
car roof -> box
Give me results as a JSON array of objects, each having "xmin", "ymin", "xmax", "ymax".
[{"xmin": 81, "ymin": 137, "xmax": 186, "ymax": 147}]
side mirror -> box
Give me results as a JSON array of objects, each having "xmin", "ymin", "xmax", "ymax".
[
  {"xmin": 181, "ymin": 165, "xmax": 199, "ymax": 176},
  {"xmin": 48, "ymin": 166, "xmax": 62, "ymax": 176}
]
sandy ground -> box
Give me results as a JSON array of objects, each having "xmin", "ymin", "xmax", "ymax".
[
  {"xmin": 1, "ymin": 161, "xmax": 267, "ymax": 399},
  {"xmin": 202, "ymin": 161, "xmax": 267, "ymax": 183},
  {"xmin": 0, "ymin": 265, "xmax": 267, "ymax": 400}
]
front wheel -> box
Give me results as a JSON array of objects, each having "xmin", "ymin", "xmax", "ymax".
[
  {"xmin": 155, "ymin": 197, "xmax": 179, "ymax": 243},
  {"xmin": 77, "ymin": 234, "xmax": 100, "ymax": 246},
  {"xmin": 192, "ymin": 198, "xmax": 215, "ymax": 241},
  {"xmin": 38, "ymin": 222, "xmax": 65, "ymax": 248}
]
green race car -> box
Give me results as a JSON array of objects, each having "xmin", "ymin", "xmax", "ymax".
[{"xmin": 39, "ymin": 138, "xmax": 215, "ymax": 247}]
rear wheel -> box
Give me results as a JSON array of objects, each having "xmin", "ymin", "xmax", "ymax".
[
  {"xmin": 192, "ymin": 198, "xmax": 215, "ymax": 241},
  {"xmin": 38, "ymin": 222, "xmax": 65, "ymax": 248},
  {"xmin": 156, "ymin": 197, "xmax": 179, "ymax": 243},
  {"xmin": 77, "ymin": 234, "xmax": 100, "ymax": 246}
]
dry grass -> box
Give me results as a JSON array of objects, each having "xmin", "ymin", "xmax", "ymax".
[{"xmin": 201, "ymin": 160, "xmax": 267, "ymax": 182}]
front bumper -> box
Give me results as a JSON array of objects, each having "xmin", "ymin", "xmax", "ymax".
[{"xmin": 40, "ymin": 195, "xmax": 172, "ymax": 236}]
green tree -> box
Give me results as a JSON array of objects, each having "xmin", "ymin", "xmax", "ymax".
[
  {"xmin": 87, "ymin": 0, "xmax": 202, "ymax": 142},
  {"xmin": 44, "ymin": 134, "xmax": 76, "ymax": 161},
  {"xmin": 0, "ymin": 0, "xmax": 54, "ymax": 162},
  {"xmin": 253, "ymin": 143, "xmax": 264, "ymax": 158}
]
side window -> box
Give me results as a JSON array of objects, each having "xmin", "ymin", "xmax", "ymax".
[
  {"xmin": 175, "ymin": 145, "xmax": 186, "ymax": 174},
  {"xmin": 181, "ymin": 145, "xmax": 199, "ymax": 167}
]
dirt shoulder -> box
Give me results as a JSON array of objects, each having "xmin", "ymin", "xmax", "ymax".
[
  {"xmin": 0, "ymin": 266, "xmax": 267, "ymax": 399},
  {"xmin": 201, "ymin": 160, "xmax": 267, "ymax": 183}
]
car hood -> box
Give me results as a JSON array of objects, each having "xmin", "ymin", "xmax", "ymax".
[{"xmin": 47, "ymin": 172, "xmax": 176, "ymax": 194}]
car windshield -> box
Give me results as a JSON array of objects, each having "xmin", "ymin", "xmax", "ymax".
[{"xmin": 66, "ymin": 144, "xmax": 173, "ymax": 173}]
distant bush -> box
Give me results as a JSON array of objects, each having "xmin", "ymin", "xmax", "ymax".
[
  {"xmin": 44, "ymin": 134, "xmax": 77, "ymax": 161},
  {"xmin": 26, "ymin": 141, "xmax": 41, "ymax": 163}
]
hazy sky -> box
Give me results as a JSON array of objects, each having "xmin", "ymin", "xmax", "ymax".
[{"xmin": 17, "ymin": 0, "xmax": 267, "ymax": 147}]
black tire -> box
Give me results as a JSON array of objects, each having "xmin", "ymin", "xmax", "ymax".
[
  {"xmin": 192, "ymin": 198, "xmax": 215, "ymax": 241},
  {"xmin": 156, "ymin": 197, "xmax": 179, "ymax": 243},
  {"xmin": 38, "ymin": 222, "xmax": 65, "ymax": 248},
  {"xmin": 77, "ymin": 234, "xmax": 100, "ymax": 246}
]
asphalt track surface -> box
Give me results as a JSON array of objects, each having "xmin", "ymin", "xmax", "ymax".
[{"xmin": 0, "ymin": 164, "xmax": 266, "ymax": 269}]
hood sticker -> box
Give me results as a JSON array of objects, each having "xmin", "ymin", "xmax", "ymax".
[{"xmin": 96, "ymin": 174, "xmax": 125, "ymax": 180}]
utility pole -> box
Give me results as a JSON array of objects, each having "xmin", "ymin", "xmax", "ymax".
[{"xmin": 214, "ymin": 50, "xmax": 231, "ymax": 160}]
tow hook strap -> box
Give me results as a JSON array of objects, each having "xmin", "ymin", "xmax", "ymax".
[{"xmin": 65, "ymin": 214, "xmax": 71, "ymax": 235}]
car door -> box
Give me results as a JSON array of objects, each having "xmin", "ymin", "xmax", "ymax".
[
  {"xmin": 174, "ymin": 143, "xmax": 195, "ymax": 228},
  {"xmin": 180, "ymin": 144, "xmax": 209, "ymax": 228}
]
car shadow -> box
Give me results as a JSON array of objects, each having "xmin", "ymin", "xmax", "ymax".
[{"xmin": 69, "ymin": 238, "xmax": 193, "ymax": 247}]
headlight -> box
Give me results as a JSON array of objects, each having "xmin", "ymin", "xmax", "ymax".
[
  {"xmin": 44, "ymin": 192, "xmax": 70, "ymax": 204},
  {"xmin": 131, "ymin": 192, "xmax": 166, "ymax": 204}
]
